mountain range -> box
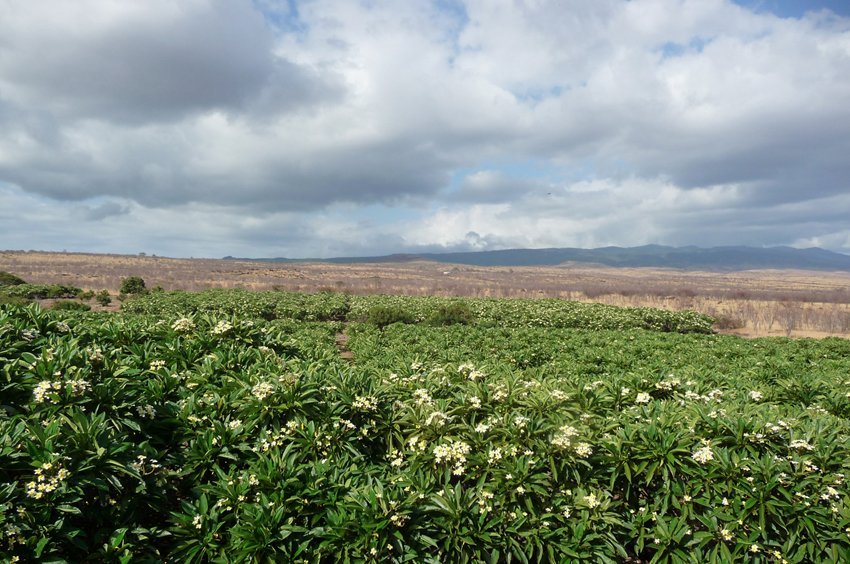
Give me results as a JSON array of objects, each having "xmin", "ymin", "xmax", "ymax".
[{"xmin": 224, "ymin": 245, "xmax": 850, "ymax": 271}]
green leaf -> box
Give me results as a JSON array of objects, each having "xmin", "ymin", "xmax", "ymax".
[{"xmin": 35, "ymin": 536, "xmax": 50, "ymax": 557}]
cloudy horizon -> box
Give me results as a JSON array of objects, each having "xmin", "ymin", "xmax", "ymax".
[{"xmin": 1, "ymin": 0, "xmax": 849, "ymax": 258}]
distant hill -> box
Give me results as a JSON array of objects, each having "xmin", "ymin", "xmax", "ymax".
[{"xmin": 224, "ymin": 245, "xmax": 850, "ymax": 271}]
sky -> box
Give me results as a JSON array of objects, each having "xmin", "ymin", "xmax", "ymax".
[{"xmin": 1, "ymin": 0, "xmax": 849, "ymax": 259}]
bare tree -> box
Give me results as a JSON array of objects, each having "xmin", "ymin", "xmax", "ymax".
[{"xmin": 779, "ymin": 303, "xmax": 800, "ymax": 337}]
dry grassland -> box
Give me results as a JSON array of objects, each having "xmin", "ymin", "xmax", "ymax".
[{"xmin": 2, "ymin": 250, "xmax": 849, "ymax": 338}]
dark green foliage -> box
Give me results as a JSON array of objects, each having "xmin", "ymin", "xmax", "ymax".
[
  {"xmin": 427, "ymin": 301, "xmax": 475, "ymax": 326},
  {"xmin": 120, "ymin": 276, "xmax": 147, "ymax": 295},
  {"xmin": 51, "ymin": 300, "xmax": 91, "ymax": 311},
  {"xmin": 0, "ymin": 283, "xmax": 81, "ymax": 299},
  {"xmin": 96, "ymin": 290, "xmax": 112, "ymax": 306},
  {"xmin": 366, "ymin": 304, "xmax": 416, "ymax": 328},
  {"xmin": 0, "ymin": 271, "xmax": 26, "ymax": 286},
  {"xmin": 78, "ymin": 289, "xmax": 96, "ymax": 300},
  {"xmin": 0, "ymin": 295, "xmax": 30, "ymax": 306},
  {"xmin": 122, "ymin": 289, "xmax": 351, "ymax": 321}
]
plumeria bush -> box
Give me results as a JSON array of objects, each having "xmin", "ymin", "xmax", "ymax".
[
  {"xmin": 0, "ymin": 271, "xmax": 27, "ymax": 287},
  {"xmin": 0, "ymin": 283, "xmax": 82, "ymax": 300},
  {"xmin": 123, "ymin": 289, "xmax": 714, "ymax": 333},
  {"xmin": 2, "ymin": 294, "xmax": 850, "ymax": 562}
]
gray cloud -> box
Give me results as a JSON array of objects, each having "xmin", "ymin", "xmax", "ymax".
[
  {"xmin": 78, "ymin": 201, "xmax": 131, "ymax": 222},
  {"xmin": 0, "ymin": 1, "xmax": 342, "ymax": 124}
]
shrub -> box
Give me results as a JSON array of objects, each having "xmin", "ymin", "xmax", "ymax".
[
  {"xmin": 427, "ymin": 302, "xmax": 475, "ymax": 326},
  {"xmin": 0, "ymin": 271, "xmax": 26, "ymax": 286},
  {"xmin": 52, "ymin": 300, "xmax": 91, "ymax": 311},
  {"xmin": 96, "ymin": 290, "xmax": 112, "ymax": 306},
  {"xmin": 0, "ymin": 295, "xmax": 30, "ymax": 306},
  {"xmin": 50, "ymin": 285, "xmax": 82, "ymax": 299},
  {"xmin": 120, "ymin": 276, "xmax": 147, "ymax": 295},
  {"xmin": 367, "ymin": 305, "xmax": 416, "ymax": 328},
  {"xmin": 1, "ymin": 284, "xmax": 81, "ymax": 299},
  {"xmin": 79, "ymin": 290, "xmax": 95, "ymax": 300}
]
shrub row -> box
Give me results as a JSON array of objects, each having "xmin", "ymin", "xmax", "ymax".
[{"xmin": 121, "ymin": 289, "xmax": 714, "ymax": 334}]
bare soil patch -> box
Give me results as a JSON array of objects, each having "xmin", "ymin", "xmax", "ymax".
[{"xmin": 335, "ymin": 329, "xmax": 354, "ymax": 361}]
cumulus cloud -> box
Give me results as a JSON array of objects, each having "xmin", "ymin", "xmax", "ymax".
[{"xmin": 0, "ymin": 0, "xmax": 849, "ymax": 257}]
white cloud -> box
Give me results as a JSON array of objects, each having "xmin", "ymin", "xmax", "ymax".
[{"xmin": 0, "ymin": 0, "xmax": 849, "ymax": 257}]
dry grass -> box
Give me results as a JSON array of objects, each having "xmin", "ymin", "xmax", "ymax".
[{"xmin": 3, "ymin": 250, "xmax": 850, "ymax": 338}]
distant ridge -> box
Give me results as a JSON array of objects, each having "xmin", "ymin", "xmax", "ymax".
[{"xmin": 224, "ymin": 245, "xmax": 850, "ymax": 271}]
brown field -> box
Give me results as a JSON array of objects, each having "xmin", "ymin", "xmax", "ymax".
[{"xmin": 2, "ymin": 250, "xmax": 850, "ymax": 338}]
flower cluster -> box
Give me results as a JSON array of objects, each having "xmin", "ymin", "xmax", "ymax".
[
  {"xmin": 477, "ymin": 490, "xmax": 495, "ymax": 513},
  {"xmin": 33, "ymin": 374, "xmax": 90, "ymax": 403},
  {"xmin": 334, "ymin": 418, "xmax": 356, "ymax": 431},
  {"xmin": 683, "ymin": 389, "xmax": 724, "ymax": 403},
  {"xmin": 635, "ymin": 392, "xmax": 652, "ymax": 404},
  {"xmin": 821, "ymin": 486, "xmax": 840, "ymax": 502},
  {"xmin": 389, "ymin": 512, "xmax": 408, "ymax": 527},
  {"xmin": 25, "ymin": 461, "xmax": 70, "ymax": 500},
  {"xmin": 172, "ymin": 317, "xmax": 195, "ymax": 333},
  {"xmin": 692, "ymin": 444, "xmax": 715, "ymax": 464},
  {"xmin": 132, "ymin": 454, "xmax": 162, "ymax": 475},
  {"xmin": 551, "ymin": 424, "xmax": 593, "ymax": 457},
  {"xmin": 277, "ymin": 372, "xmax": 299, "ymax": 386},
  {"xmin": 252, "ymin": 421, "xmax": 302, "ymax": 453},
  {"xmin": 551, "ymin": 424, "xmax": 579, "ymax": 449},
  {"xmin": 654, "ymin": 377, "xmax": 681, "ymax": 392},
  {"xmin": 67, "ymin": 378, "xmax": 90, "ymax": 394},
  {"xmin": 424, "ymin": 410, "xmax": 450, "ymax": 427},
  {"xmin": 573, "ymin": 442, "xmax": 593, "ymax": 457},
  {"xmin": 251, "ymin": 381, "xmax": 275, "ymax": 401},
  {"xmin": 789, "ymin": 439, "xmax": 814, "ymax": 452},
  {"xmin": 21, "ymin": 328, "xmax": 39, "ymax": 341},
  {"xmin": 407, "ymin": 436, "xmax": 429, "ymax": 453},
  {"xmin": 4, "ymin": 521, "xmax": 25, "ymax": 551},
  {"xmin": 32, "ymin": 380, "xmax": 60, "ymax": 403},
  {"xmin": 433, "ymin": 439, "xmax": 471, "ymax": 475},
  {"xmin": 87, "ymin": 346, "xmax": 104, "ymax": 363},
  {"xmin": 475, "ymin": 419, "xmax": 494, "ymax": 434},
  {"xmin": 353, "ymin": 395, "xmax": 378, "ymax": 411},
  {"xmin": 581, "ymin": 492, "xmax": 602, "ymax": 509},
  {"xmin": 135, "ymin": 404, "xmax": 157, "ymax": 419},
  {"xmin": 413, "ymin": 388, "xmax": 433, "ymax": 406},
  {"xmin": 550, "ymin": 389, "xmax": 569, "ymax": 402},
  {"xmin": 458, "ymin": 363, "xmax": 485, "ymax": 381},
  {"xmin": 490, "ymin": 383, "xmax": 508, "ymax": 402},
  {"xmin": 211, "ymin": 320, "xmax": 233, "ymax": 335}
]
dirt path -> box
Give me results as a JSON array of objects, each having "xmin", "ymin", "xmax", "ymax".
[{"xmin": 335, "ymin": 326, "xmax": 354, "ymax": 361}]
